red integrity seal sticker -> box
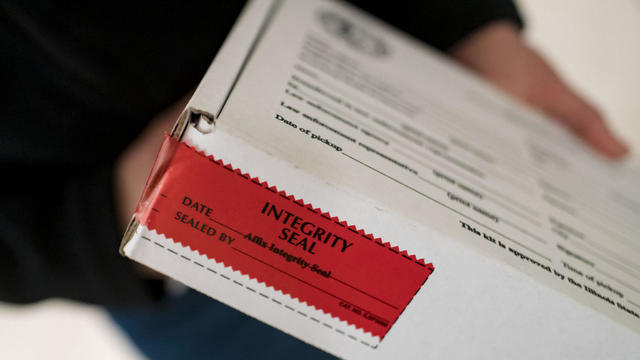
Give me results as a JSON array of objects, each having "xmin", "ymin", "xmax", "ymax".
[{"xmin": 136, "ymin": 136, "xmax": 434, "ymax": 339}]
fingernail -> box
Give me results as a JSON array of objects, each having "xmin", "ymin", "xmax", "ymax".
[{"xmin": 603, "ymin": 136, "xmax": 629, "ymax": 158}]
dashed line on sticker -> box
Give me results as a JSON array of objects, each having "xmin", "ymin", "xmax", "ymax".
[{"xmin": 144, "ymin": 234, "xmax": 378, "ymax": 349}]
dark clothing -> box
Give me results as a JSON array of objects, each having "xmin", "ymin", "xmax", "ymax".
[
  {"xmin": 108, "ymin": 288, "xmax": 335, "ymax": 359},
  {"xmin": 0, "ymin": 1, "xmax": 522, "ymax": 305}
]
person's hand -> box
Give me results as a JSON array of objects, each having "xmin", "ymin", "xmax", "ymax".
[
  {"xmin": 449, "ymin": 21, "xmax": 629, "ymax": 159},
  {"xmin": 114, "ymin": 94, "xmax": 190, "ymax": 278},
  {"xmin": 114, "ymin": 95, "xmax": 191, "ymax": 230},
  {"xmin": 114, "ymin": 94, "xmax": 191, "ymax": 278}
]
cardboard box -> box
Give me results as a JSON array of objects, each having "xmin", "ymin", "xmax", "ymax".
[{"xmin": 121, "ymin": 1, "xmax": 640, "ymax": 358}]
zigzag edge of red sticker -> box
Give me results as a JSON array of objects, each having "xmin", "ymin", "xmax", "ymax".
[{"xmin": 135, "ymin": 135, "xmax": 435, "ymax": 339}]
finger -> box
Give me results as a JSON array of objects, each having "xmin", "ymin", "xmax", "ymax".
[
  {"xmin": 450, "ymin": 24, "xmax": 630, "ymax": 159},
  {"xmin": 535, "ymin": 75, "xmax": 629, "ymax": 158}
]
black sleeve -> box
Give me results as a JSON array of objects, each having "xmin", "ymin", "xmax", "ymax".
[
  {"xmin": 349, "ymin": 0, "xmax": 524, "ymax": 51},
  {"xmin": 0, "ymin": 165, "xmax": 164, "ymax": 305},
  {"xmin": 0, "ymin": 2, "xmax": 245, "ymax": 305}
]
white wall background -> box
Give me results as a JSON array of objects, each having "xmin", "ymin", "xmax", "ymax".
[{"xmin": 1, "ymin": 1, "xmax": 638, "ymax": 359}]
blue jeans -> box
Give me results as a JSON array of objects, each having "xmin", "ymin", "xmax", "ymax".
[{"xmin": 107, "ymin": 289, "xmax": 335, "ymax": 360}]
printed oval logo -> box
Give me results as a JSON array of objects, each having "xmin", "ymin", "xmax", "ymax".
[{"xmin": 317, "ymin": 10, "xmax": 390, "ymax": 57}]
